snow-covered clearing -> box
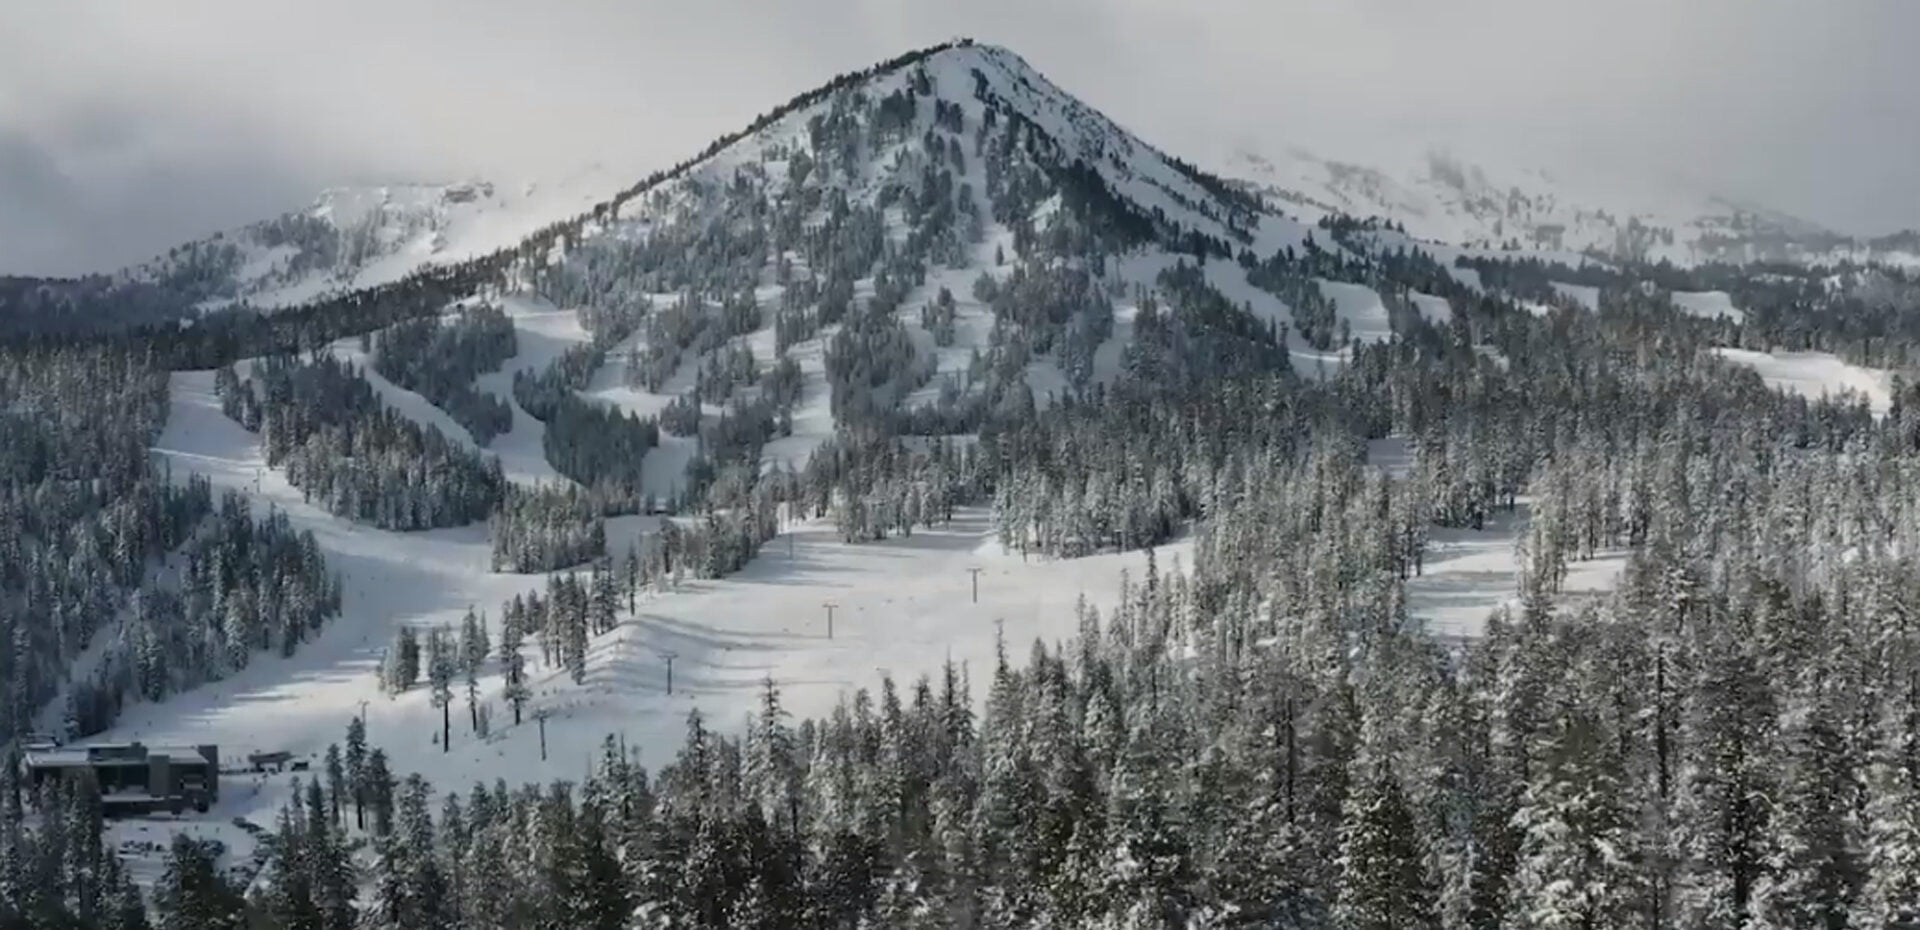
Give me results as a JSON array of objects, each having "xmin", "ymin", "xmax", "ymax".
[
  {"xmin": 1550, "ymin": 281, "xmax": 1600, "ymax": 311},
  {"xmin": 1411, "ymin": 292, "xmax": 1453, "ymax": 325},
  {"xmin": 1713, "ymin": 347, "xmax": 1893, "ymax": 416},
  {"xmin": 212, "ymin": 167, "xmax": 631, "ymax": 311},
  {"xmin": 1317, "ymin": 280, "xmax": 1394, "ymax": 344},
  {"xmin": 1673, "ymin": 289, "xmax": 1745, "ymax": 323},
  {"xmin": 1409, "ymin": 502, "xmax": 1626, "ymax": 640},
  {"xmin": 1369, "ymin": 438, "xmax": 1626, "ymax": 638}
]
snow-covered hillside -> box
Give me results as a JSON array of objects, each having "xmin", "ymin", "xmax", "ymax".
[
  {"xmin": 103, "ymin": 373, "xmax": 1613, "ymax": 809},
  {"xmin": 121, "ymin": 165, "xmax": 629, "ymax": 310},
  {"xmin": 1714, "ymin": 347, "xmax": 1894, "ymax": 416},
  {"xmin": 105, "ymin": 366, "xmax": 1155, "ymax": 794},
  {"xmin": 78, "ymin": 40, "xmax": 1621, "ymax": 821},
  {"xmin": 1224, "ymin": 146, "xmax": 1920, "ymax": 269}
]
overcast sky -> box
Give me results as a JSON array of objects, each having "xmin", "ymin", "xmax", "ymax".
[{"xmin": 4, "ymin": 0, "xmax": 1916, "ymax": 276}]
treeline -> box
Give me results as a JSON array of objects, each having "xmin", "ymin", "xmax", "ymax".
[
  {"xmin": 490, "ymin": 484, "xmax": 607, "ymax": 573},
  {"xmin": 370, "ymin": 303, "xmax": 517, "ymax": 443},
  {"xmin": 798, "ymin": 434, "xmax": 981, "ymax": 543},
  {"xmin": 381, "ymin": 609, "xmax": 497, "ymax": 750},
  {"xmin": 513, "ymin": 337, "xmax": 662, "ymax": 513},
  {"xmin": 0, "ymin": 347, "xmax": 214, "ymax": 749},
  {"xmin": 67, "ymin": 488, "xmax": 342, "ymax": 736},
  {"xmin": 0, "ymin": 762, "xmax": 150, "ymax": 926},
  {"xmin": 220, "ymin": 354, "xmax": 504, "ymax": 530}
]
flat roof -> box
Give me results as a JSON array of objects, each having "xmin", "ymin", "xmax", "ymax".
[{"xmin": 22, "ymin": 745, "xmax": 213, "ymax": 768}]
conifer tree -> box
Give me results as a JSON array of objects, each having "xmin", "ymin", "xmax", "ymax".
[{"xmin": 1332, "ymin": 758, "xmax": 1436, "ymax": 930}]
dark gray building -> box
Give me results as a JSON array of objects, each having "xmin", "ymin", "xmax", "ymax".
[{"xmin": 20, "ymin": 741, "xmax": 218, "ymax": 815}]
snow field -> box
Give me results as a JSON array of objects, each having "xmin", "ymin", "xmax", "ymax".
[
  {"xmin": 1409, "ymin": 503, "xmax": 1626, "ymax": 640},
  {"xmin": 1411, "ymin": 291, "xmax": 1453, "ymax": 325},
  {"xmin": 1712, "ymin": 347, "xmax": 1894, "ymax": 416},
  {"xmin": 128, "ymin": 374, "xmax": 1622, "ymax": 797},
  {"xmin": 1671, "ymin": 289, "xmax": 1745, "ymax": 323},
  {"xmin": 1550, "ymin": 281, "xmax": 1600, "ymax": 311},
  {"xmin": 118, "ymin": 368, "xmax": 1195, "ymax": 823},
  {"xmin": 219, "ymin": 167, "xmax": 632, "ymax": 311}
]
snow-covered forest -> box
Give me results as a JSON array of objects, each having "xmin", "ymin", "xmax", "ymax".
[
  {"xmin": 3, "ymin": 37, "xmax": 1920, "ymax": 930},
  {"xmin": 369, "ymin": 303, "xmax": 518, "ymax": 444}
]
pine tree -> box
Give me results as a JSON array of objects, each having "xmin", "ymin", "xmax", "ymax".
[
  {"xmin": 1750, "ymin": 688, "xmax": 1862, "ymax": 930},
  {"xmin": 266, "ymin": 798, "xmax": 321, "ymax": 930},
  {"xmin": 367, "ymin": 749, "xmax": 397, "ymax": 837},
  {"xmin": 1672, "ymin": 629, "xmax": 1775, "ymax": 930},
  {"xmin": 392, "ymin": 625, "xmax": 421, "ymax": 691},
  {"xmin": 1858, "ymin": 700, "xmax": 1920, "ymax": 930},
  {"xmin": 1502, "ymin": 706, "xmax": 1642, "ymax": 929},
  {"xmin": 1332, "ymin": 758, "xmax": 1436, "ymax": 930},
  {"xmin": 324, "ymin": 743, "xmax": 345, "ymax": 827},
  {"xmin": 345, "ymin": 717, "xmax": 368, "ymax": 830},
  {"xmin": 504, "ymin": 648, "xmax": 530, "ymax": 727},
  {"xmin": 558, "ymin": 799, "xmax": 629, "ymax": 930},
  {"xmin": 428, "ymin": 625, "xmax": 456, "ymax": 752},
  {"xmin": 565, "ymin": 592, "xmax": 589, "ymax": 685},
  {"xmin": 152, "ymin": 835, "xmax": 243, "ymax": 930},
  {"xmin": 460, "ymin": 608, "xmax": 489, "ymax": 732}
]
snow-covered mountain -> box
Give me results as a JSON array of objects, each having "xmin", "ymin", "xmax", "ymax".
[
  {"xmin": 61, "ymin": 37, "xmax": 1325, "ymax": 775},
  {"xmin": 58, "ymin": 41, "xmax": 1309, "ymax": 326},
  {"xmin": 120, "ymin": 166, "xmax": 629, "ymax": 310},
  {"xmin": 76, "ymin": 42, "xmax": 1916, "ymax": 332},
  {"xmin": 1223, "ymin": 146, "xmax": 1920, "ymax": 269},
  {"xmin": 13, "ymin": 39, "xmax": 1918, "ymax": 919}
]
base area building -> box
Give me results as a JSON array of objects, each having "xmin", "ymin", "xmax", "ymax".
[{"xmin": 19, "ymin": 741, "xmax": 218, "ymax": 815}]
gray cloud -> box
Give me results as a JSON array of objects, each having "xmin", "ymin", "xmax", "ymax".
[{"xmin": 3, "ymin": 0, "xmax": 1916, "ymax": 275}]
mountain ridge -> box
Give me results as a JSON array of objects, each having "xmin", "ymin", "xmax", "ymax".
[{"xmin": 1219, "ymin": 143, "xmax": 1920, "ymax": 269}]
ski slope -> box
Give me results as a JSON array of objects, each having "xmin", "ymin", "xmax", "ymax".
[
  {"xmin": 1672, "ymin": 290, "xmax": 1745, "ymax": 323},
  {"xmin": 1411, "ymin": 292, "xmax": 1453, "ymax": 325},
  {"xmin": 78, "ymin": 42, "xmax": 1648, "ymax": 875},
  {"xmin": 103, "ymin": 359, "xmax": 1622, "ymax": 838},
  {"xmin": 129, "ymin": 167, "xmax": 633, "ymax": 311},
  {"xmin": 1713, "ymin": 347, "xmax": 1893, "ymax": 416},
  {"xmin": 102, "ymin": 369, "xmax": 1185, "ymax": 814}
]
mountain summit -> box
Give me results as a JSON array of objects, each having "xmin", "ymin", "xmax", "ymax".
[{"xmin": 105, "ymin": 42, "xmax": 1297, "ymax": 316}]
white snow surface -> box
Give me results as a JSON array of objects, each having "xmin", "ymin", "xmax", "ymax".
[
  {"xmin": 1550, "ymin": 282, "xmax": 1601, "ymax": 311},
  {"xmin": 1317, "ymin": 280, "xmax": 1394, "ymax": 343},
  {"xmin": 1713, "ymin": 347, "xmax": 1893, "ymax": 416},
  {"xmin": 105, "ymin": 358, "xmax": 1622, "ymax": 837},
  {"xmin": 127, "ymin": 167, "xmax": 631, "ymax": 311},
  {"xmin": 113, "ymin": 369, "xmax": 1191, "ymax": 810},
  {"xmin": 1410, "ymin": 292, "xmax": 1453, "ymax": 325},
  {"xmin": 1219, "ymin": 145, "xmax": 1883, "ymax": 269},
  {"xmin": 1411, "ymin": 502, "xmax": 1626, "ymax": 640},
  {"xmin": 1671, "ymin": 290, "xmax": 1745, "ymax": 323}
]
